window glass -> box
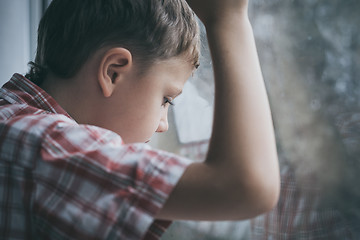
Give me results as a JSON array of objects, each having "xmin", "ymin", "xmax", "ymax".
[{"xmin": 157, "ymin": 1, "xmax": 360, "ymax": 239}]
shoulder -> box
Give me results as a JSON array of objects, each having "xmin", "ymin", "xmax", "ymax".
[
  {"xmin": 30, "ymin": 118, "xmax": 191, "ymax": 239},
  {"xmin": 0, "ymin": 109, "xmax": 76, "ymax": 167},
  {"xmin": 40, "ymin": 120, "xmax": 190, "ymax": 183}
]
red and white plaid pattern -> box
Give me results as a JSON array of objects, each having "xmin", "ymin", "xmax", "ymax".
[{"xmin": 0, "ymin": 74, "xmax": 190, "ymax": 239}]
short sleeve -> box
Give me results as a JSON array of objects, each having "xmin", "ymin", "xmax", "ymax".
[{"xmin": 33, "ymin": 120, "xmax": 191, "ymax": 239}]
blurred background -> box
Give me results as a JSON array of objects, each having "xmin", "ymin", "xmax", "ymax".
[{"xmin": 1, "ymin": 0, "xmax": 359, "ymax": 239}]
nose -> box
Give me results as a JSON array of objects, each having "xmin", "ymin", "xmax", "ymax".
[{"xmin": 156, "ymin": 108, "xmax": 169, "ymax": 133}]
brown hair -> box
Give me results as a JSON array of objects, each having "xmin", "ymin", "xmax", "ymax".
[{"xmin": 26, "ymin": 0, "xmax": 200, "ymax": 85}]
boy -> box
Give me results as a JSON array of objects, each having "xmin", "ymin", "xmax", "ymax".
[{"xmin": 0, "ymin": 0, "xmax": 279, "ymax": 239}]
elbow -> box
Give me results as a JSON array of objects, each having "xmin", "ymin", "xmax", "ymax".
[
  {"xmin": 246, "ymin": 174, "xmax": 280, "ymax": 216},
  {"xmin": 231, "ymin": 172, "xmax": 280, "ymax": 219},
  {"xmin": 246, "ymin": 155, "xmax": 281, "ymax": 216},
  {"xmin": 257, "ymin": 179, "xmax": 280, "ymax": 214}
]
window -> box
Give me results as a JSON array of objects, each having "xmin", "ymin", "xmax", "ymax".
[{"xmin": 0, "ymin": 0, "xmax": 51, "ymax": 85}]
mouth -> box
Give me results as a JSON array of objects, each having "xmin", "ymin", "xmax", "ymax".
[{"xmin": 145, "ymin": 140, "xmax": 151, "ymax": 143}]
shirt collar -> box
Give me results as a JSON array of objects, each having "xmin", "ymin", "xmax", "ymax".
[{"xmin": 0, "ymin": 73, "xmax": 71, "ymax": 118}]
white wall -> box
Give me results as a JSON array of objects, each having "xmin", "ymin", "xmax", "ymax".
[
  {"xmin": 0, "ymin": 0, "xmax": 43, "ymax": 86},
  {"xmin": 0, "ymin": 0, "xmax": 30, "ymax": 85}
]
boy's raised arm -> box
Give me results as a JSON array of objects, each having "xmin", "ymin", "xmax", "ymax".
[{"xmin": 157, "ymin": 0, "xmax": 280, "ymax": 221}]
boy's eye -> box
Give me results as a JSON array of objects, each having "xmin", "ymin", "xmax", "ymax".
[{"xmin": 163, "ymin": 97, "xmax": 174, "ymax": 106}]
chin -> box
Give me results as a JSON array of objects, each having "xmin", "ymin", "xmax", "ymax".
[{"xmin": 122, "ymin": 137, "xmax": 149, "ymax": 144}]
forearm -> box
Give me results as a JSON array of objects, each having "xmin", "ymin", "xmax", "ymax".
[
  {"xmin": 205, "ymin": 14, "xmax": 279, "ymax": 207},
  {"xmin": 157, "ymin": 2, "xmax": 280, "ymax": 221}
]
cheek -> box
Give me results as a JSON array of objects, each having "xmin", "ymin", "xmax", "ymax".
[
  {"xmin": 146, "ymin": 107, "xmax": 163, "ymax": 132},
  {"xmin": 127, "ymin": 105, "xmax": 162, "ymax": 142}
]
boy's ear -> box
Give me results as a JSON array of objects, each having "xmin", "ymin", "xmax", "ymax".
[{"xmin": 98, "ymin": 47, "xmax": 133, "ymax": 97}]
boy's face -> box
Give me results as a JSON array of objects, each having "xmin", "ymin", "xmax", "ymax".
[{"xmin": 99, "ymin": 57, "xmax": 194, "ymax": 144}]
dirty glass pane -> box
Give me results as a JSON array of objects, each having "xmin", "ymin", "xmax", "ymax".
[{"xmin": 154, "ymin": 0, "xmax": 360, "ymax": 239}]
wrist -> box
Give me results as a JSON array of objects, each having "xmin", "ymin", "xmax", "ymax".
[
  {"xmin": 204, "ymin": 13, "xmax": 251, "ymax": 41},
  {"xmin": 202, "ymin": 10, "xmax": 249, "ymax": 31}
]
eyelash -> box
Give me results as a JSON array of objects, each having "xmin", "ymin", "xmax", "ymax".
[{"xmin": 163, "ymin": 97, "xmax": 174, "ymax": 106}]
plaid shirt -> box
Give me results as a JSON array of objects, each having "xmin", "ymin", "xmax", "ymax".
[
  {"xmin": 251, "ymin": 112, "xmax": 360, "ymax": 240},
  {"xmin": 0, "ymin": 74, "xmax": 191, "ymax": 240}
]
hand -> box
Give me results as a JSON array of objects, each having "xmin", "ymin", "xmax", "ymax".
[{"xmin": 186, "ymin": 0, "xmax": 249, "ymax": 25}]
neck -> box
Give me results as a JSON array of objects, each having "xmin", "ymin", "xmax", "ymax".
[
  {"xmin": 40, "ymin": 72, "xmax": 101, "ymax": 124},
  {"xmin": 37, "ymin": 48, "xmax": 110, "ymax": 126}
]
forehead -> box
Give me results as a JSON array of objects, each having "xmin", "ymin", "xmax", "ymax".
[
  {"xmin": 151, "ymin": 56, "xmax": 194, "ymax": 72},
  {"xmin": 143, "ymin": 57, "xmax": 194, "ymax": 85}
]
